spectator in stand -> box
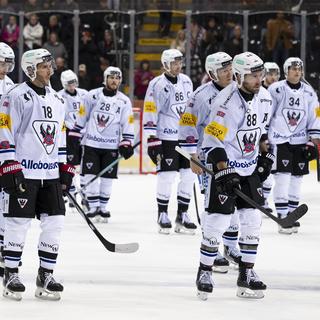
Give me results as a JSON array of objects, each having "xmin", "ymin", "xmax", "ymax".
[
  {"xmin": 134, "ymin": 60, "xmax": 154, "ymax": 100},
  {"xmin": 265, "ymin": 12, "xmax": 294, "ymax": 67},
  {"xmin": 23, "ymin": 0, "xmax": 42, "ymax": 15},
  {"xmin": 43, "ymin": 31, "xmax": 68, "ymax": 61},
  {"xmin": 1, "ymin": 15, "xmax": 19, "ymax": 47},
  {"xmin": 98, "ymin": 30, "xmax": 116, "ymax": 66},
  {"xmin": 190, "ymin": 18, "xmax": 206, "ymax": 56},
  {"xmin": 78, "ymin": 64, "xmax": 91, "ymax": 91},
  {"xmin": 223, "ymin": 24, "xmax": 243, "ymax": 57},
  {"xmin": 91, "ymin": 56, "xmax": 110, "ymax": 89},
  {"xmin": 50, "ymin": 57, "xmax": 67, "ymax": 91},
  {"xmin": 170, "ymin": 29, "xmax": 186, "ymax": 54},
  {"xmin": 57, "ymin": 0, "xmax": 79, "ymax": 10},
  {"xmin": 202, "ymin": 16, "xmax": 223, "ymax": 59},
  {"xmin": 43, "ymin": 15, "xmax": 62, "ymax": 44},
  {"xmin": 23, "ymin": 13, "xmax": 44, "ymax": 49},
  {"xmin": 0, "ymin": 0, "xmax": 15, "ymax": 29},
  {"xmin": 157, "ymin": 0, "xmax": 173, "ymax": 38}
]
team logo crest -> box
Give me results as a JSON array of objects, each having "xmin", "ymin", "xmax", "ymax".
[
  {"xmin": 170, "ymin": 102, "xmax": 186, "ymax": 119},
  {"xmin": 282, "ymin": 108, "xmax": 305, "ymax": 132},
  {"xmin": 86, "ymin": 162, "xmax": 93, "ymax": 169},
  {"xmin": 282, "ymin": 159, "xmax": 289, "ymax": 167},
  {"xmin": 218, "ymin": 194, "xmax": 228, "ymax": 205},
  {"xmin": 17, "ymin": 198, "xmax": 28, "ymax": 209},
  {"xmin": 237, "ymin": 128, "xmax": 261, "ymax": 157},
  {"xmin": 298, "ymin": 162, "xmax": 305, "ymax": 170},
  {"xmin": 165, "ymin": 159, "xmax": 173, "ymax": 166},
  {"xmin": 94, "ymin": 112, "xmax": 114, "ymax": 133},
  {"xmin": 67, "ymin": 154, "xmax": 74, "ymax": 161},
  {"xmin": 33, "ymin": 121, "xmax": 58, "ymax": 154}
]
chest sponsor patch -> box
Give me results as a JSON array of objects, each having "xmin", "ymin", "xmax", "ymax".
[
  {"xmin": 282, "ymin": 108, "xmax": 305, "ymax": 132},
  {"xmin": 179, "ymin": 112, "xmax": 197, "ymax": 127},
  {"xmin": 33, "ymin": 120, "xmax": 58, "ymax": 155},
  {"xmin": 236, "ymin": 127, "xmax": 261, "ymax": 156},
  {"xmin": 94, "ymin": 112, "xmax": 115, "ymax": 133},
  {"xmin": 204, "ymin": 121, "xmax": 228, "ymax": 141}
]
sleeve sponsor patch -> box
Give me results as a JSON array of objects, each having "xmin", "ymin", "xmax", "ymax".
[
  {"xmin": 315, "ymin": 106, "xmax": 320, "ymax": 118},
  {"xmin": 144, "ymin": 101, "xmax": 157, "ymax": 113},
  {"xmin": 179, "ymin": 112, "xmax": 197, "ymax": 127},
  {"xmin": 204, "ymin": 121, "xmax": 228, "ymax": 141},
  {"xmin": 128, "ymin": 114, "xmax": 134, "ymax": 124},
  {"xmin": 0, "ymin": 113, "xmax": 11, "ymax": 129}
]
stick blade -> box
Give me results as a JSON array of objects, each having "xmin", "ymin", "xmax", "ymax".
[
  {"xmin": 280, "ymin": 204, "xmax": 308, "ymax": 227},
  {"xmin": 114, "ymin": 242, "xmax": 139, "ymax": 253}
]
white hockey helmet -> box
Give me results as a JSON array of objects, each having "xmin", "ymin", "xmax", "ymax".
[
  {"xmin": 283, "ymin": 57, "xmax": 303, "ymax": 77},
  {"xmin": 205, "ymin": 52, "xmax": 232, "ymax": 81},
  {"xmin": 61, "ymin": 69, "xmax": 78, "ymax": 89},
  {"xmin": 232, "ymin": 52, "xmax": 264, "ymax": 87},
  {"xmin": 103, "ymin": 66, "xmax": 122, "ymax": 85},
  {"xmin": 21, "ymin": 49, "xmax": 55, "ymax": 81},
  {"xmin": 161, "ymin": 49, "xmax": 183, "ymax": 72},
  {"xmin": 264, "ymin": 62, "xmax": 280, "ymax": 75},
  {"xmin": 0, "ymin": 42, "xmax": 15, "ymax": 73}
]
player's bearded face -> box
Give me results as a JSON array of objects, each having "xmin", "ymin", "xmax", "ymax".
[
  {"xmin": 36, "ymin": 61, "xmax": 54, "ymax": 85},
  {"xmin": 217, "ymin": 65, "xmax": 233, "ymax": 87},
  {"xmin": 106, "ymin": 75, "xmax": 121, "ymax": 90},
  {"xmin": 243, "ymin": 70, "xmax": 264, "ymax": 94},
  {"xmin": 287, "ymin": 66, "xmax": 302, "ymax": 84}
]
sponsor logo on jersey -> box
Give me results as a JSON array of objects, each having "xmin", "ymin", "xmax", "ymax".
[
  {"xmin": 205, "ymin": 121, "xmax": 228, "ymax": 141},
  {"xmin": 86, "ymin": 133, "xmax": 117, "ymax": 144},
  {"xmin": 78, "ymin": 104, "xmax": 86, "ymax": 117},
  {"xmin": 282, "ymin": 108, "xmax": 305, "ymax": 132},
  {"xmin": 21, "ymin": 159, "xmax": 59, "ymax": 170},
  {"xmin": 218, "ymin": 194, "xmax": 228, "ymax": 205},
  {"xmin": 315, "ymin": 106, "xmax": 320, "ymax": 118},
  {"xmin": 216, "ymin": 111, "xmax": 225, "ymax": 118},
  {"xmin": 2, "ymin": 100, "xmax": 9, "ymax": 107},
  {"xmin": 163, "ymin": 128, "xmax": 178, "ymax": 134},
  {"xmin": 94, "ymin": 112, "xmax": 115, "ymax": 133},
  {"xmin": 179, "ymin": 112, "xmax": 197, "ymax": 127},
  {"xmin": 236, "ymin": 128, "xmax": 261, "ymax": 156},
  {"xmin": 86, "ymin": 162, "xmax": 93, "ymax": 169},
  {"xmin": 128, "ymin": 114, "xmax": 134, "ymax": 124},
  {"xmin": 0, "ymin": 113, "xmax": 11, "ymax": 129},
  {"xmin": 17, "ymin": 198, "xmax": 28, "ymax": 209},
  {"xmin": 170, "ymin": 102, "xmax": 187, "ymax": 119},
  {"xmin": 282, "ymin": 159, "xmax": 289, "ymax": 167},
  {"xmin": 8, "ymin": 241, "xmax": 24, "ymax": 249},
  {"xmin": 165, "ymin": 159, "xmax": 173, "ymax": 166},
  {"xmin": 40, "ymin": 242, "xmax": 59, "ymax": 252},
  {"xmin": 186, "ymin": 135, "xmax": 196, "ymax": 143},
  {"xmin": 298, "ymin": 162, "xmax": 305, "ymax": 170},
  {"xmin": 144, "ymin": 101, "xmax": 156, "ymax": 113},
  {"xmin": 33, "ymin": 120, "xmax": 58, "ymax": 155},
  {"xmin": 0, "ymin": 140, "xmax": 10, "ymax": 149},
  {"xmin": 227, "ymin": 157, "xmax": 258, "ymax": 169}
]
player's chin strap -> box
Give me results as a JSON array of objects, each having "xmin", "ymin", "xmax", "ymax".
[{"xmin": 175, "ymin": 146, "xmax": 308, "ymax": 228}]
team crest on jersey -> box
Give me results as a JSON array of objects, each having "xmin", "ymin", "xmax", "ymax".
[
  {"xmin": 94, "ymin": 112, "xmax": 115, "ymax": 133},
  {"xmin": 17, "ymin": 198, "xmax": 28, "ymax": 209},
  {"xmin": 165, "ymin": 159, "xmax": 173, "ymax": 166},
  {"xmin": 218, "ymin": 194, "xmax": 228, "ymax": 205},
  {"xmin": 170, "ymin": 102, "xmax": 186, "ymax": 119},
  {"xmin": 236, "ymin": 128, "xmax": 261, "ymax": 156},
  {"xmin": 67, "ymin": 154, "xmax": 74, "ymax": 161},
  {"xmin": 298, "ymin": 162, "xmax": 305, "ymax": 170},
  {"xmin": 33, "ymin": 120, "xmax": 58, "ymax": 155},
  {"xmin": 282, "ymin": 108, "xmax": 305, "ymax": 132},
  {"xmin": 282, "ymin": 159, "xmax": 289, "ymax": 167},
  {"xmin": 86, "ymin": 162, "xmax": 93, "ymax": 169}
]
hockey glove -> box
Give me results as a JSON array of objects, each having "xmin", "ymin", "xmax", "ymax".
[
  {"xmin": 214, "ymin": 168, "xmax": 241, "ymax": 197},
  {"xmin": 147, "ymin": 137, "xmax": 163, "ymax": 165},
  {"xmin": 255, "ymin": 152, "xmax": 275, "ymax": 182},
  {"xmin": 302, "ymin": 142, "xmax": 317, "ymax": 161},
  {"xmin": 59, "ymin": 163, "xmax": 76, "ymax": 192},
  {"xmin": 0, "ymin": 161, "xmax": 26, "ymax": 195},
  {"xmin": 118, "ymin": 139, "xmax": 134, "ymax": 160}
]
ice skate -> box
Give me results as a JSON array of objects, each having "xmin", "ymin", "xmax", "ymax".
[
  {"xmin": 35, "ymin": 267, "xmax": 63, "ymax": 301},
  {"xmin": 174, "ymin": 212, "xmax": 197, "ymax": 234},
  {"xmin": 158, "ymin": 212, "xmax": 172, "ymax": 234},
  {"xmin": 86, "ymin": 207, "xmax": 100, "ymax": 221},
  {"xmin": 196, "ymin": 268, "xmax": 214, "ymax": 301},
  {"xmin": 236, "ymin": 263, "xmax": 266, "ymax": 299},
  {"xmin": 292, "ymin": 221, "xmax": 300, "ymax": 233},
  {"xmin": 81, "ymin": 198, "xmax": 89, "ymax": 211},
  {"xmin": 97, "ymin": 210, "xmax": 111, "ymax": 223},
  {"xmin": 224, "ymin": 245, "xmax": 241, "ymax": 269},
  {"xmin": 278, "ymin": 214, "xmax": 293, "ymax": 234},
  {"xmin": 3, "ymin": 268, "xmax": 25, "ymax": 301},
  {"xmin": 213, "ymin": 252, "xmax": 229, "ymax": 273}
]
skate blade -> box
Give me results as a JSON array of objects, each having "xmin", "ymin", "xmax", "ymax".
[
  {"xmin": 212, "ymin": 265, "xmax": 229, "ymax": 274},
  {"xmin": 236, "ymin": 287, "xmax": 264, "ymax": 299},
  {"xmin": 3, "ymin": 288, "xmax": 23, "ymax": 301},
  {"xmin": 174, "ymin": 224, "xmax": 196, "ymax": 235},
  {"xmin": 158, "ymin": 227, "xmax": 171, "ymax": 235},
  {"xmin": 292, "ymin": 227, "xmax": 299, "ymax": 233},
  {"xmin": 97, "ymin": 216, "xmax": 109, "ymax": 223},
  {"xmin": 197, "ymin": 290, "xmax": 209, "ymax": 301},
  {"xmin": 278, "ymin": 227, "xmax": 293, "ymax": 235},
  {"xmin": 35, "ymin": 287, "xmax": 61, "ymax": 301}
]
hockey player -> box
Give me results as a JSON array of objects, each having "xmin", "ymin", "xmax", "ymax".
[
  {"xmin": 261, "ymin": 62, "xmax": 280, "ymax": 213},
  {"xmin": 0, "ymin": 48, "xmax": 75, "ymax": 301},
  {"xmin": 268, "ymin": 57, "xmax": 320, "ymax": 234},
  {"xmin": 143, "ymin": 49, "xmax": 197, "ymax": 234},
  {"xmin": 59, "ymin": 70, "xmax": 88, "ymax": 207},
  {"xmin": 79, "ymin": 66, "xmax": 134, "ymax": 222},
  {"xmin": 0, "ymin": 42, "xmax": 16, "ymax": 278},
  {"xmin": 195, "ymin": 52, "xmax": 274, "ymax": 300},
  {"xmin": 179, "ymin": 52, "xmax": 240, "ymax": 272}
]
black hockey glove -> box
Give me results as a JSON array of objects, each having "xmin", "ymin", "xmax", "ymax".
[
  {"xmin": 302, "ymin": 142, "xmax": 317, "ymax": 161},
  {"xmin": 118, "ymin": 139, "xmax": 134, "ymax": 160},
  {"xmin": 255, "ymin": 152, "xmax": 275, "ymax": 182},
  {"xmin": 147, "ymin": 137, "xmax": 163, "ymax": 165},
  {"xmin": 0, "ymin": 161, "xmax": 26, "ymax": 195},
  {"xmin": 59, "ymin": 163, "xmax": 76, "ymax": 193},
  {"xmin": 214, "ymin": 168, "xmax": 241, "ymax": 197}
]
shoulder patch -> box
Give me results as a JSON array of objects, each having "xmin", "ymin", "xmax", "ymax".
[{"xmin": 204, "ymin": 121, "xmax": 228, "ymax": 141}]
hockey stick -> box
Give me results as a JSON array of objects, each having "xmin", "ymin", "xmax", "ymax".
[
  {"xmin": 66, "ymin": 191, "xmax": 139, "ymax": 253},
  {"xmin": 175, "ymin": 146, "xmax": 308, "ymax": 227},
  {"xmin": 193, "ymin": 183, "xmax": 201, "ymax": 224},
  {"xmin": 75, "ymin": 141, "xmax": 141, "ymax": 196}
]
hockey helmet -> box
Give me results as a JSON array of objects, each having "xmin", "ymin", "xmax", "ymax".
[
  {"xmin": 283, "ymin": 57, "xmax": 303, "ymax": 78},
  {"xmin": 205, "ymin": 52, "xmax": 232, "ymax": 81},
  {"xmin": 232, "ymin": 52, "xmax": 264, "ymax": 87},
  {"xmin": 21, "ymin": 49, "xmax": 55, "ymax": 81},
  {"xmin": 264, "ymin": 62, "xmax": 280, "ymax": 75},
  {"xmin": 103, "ymin": 66, "xmax": 122, "ymax": 85},
  {"xmin": 0, "ymin": 42, "xmax": 15, "ymax": 73},
  {"xmin": 161, "ymin": 49, "xmax": 183, "ymax": 73},
  {"xmin": 61, "ymin": 69, "xmax": 78, "ymax": 89}
]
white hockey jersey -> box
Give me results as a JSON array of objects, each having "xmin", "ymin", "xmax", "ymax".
[
  {"xmin": 80, "ymin": 88, "xmax": 134, "ymax": 149},
  {"xmin": 58, "ymin": 88, "xmax": 88, "ymax": 132},
  {"xmin": 268, "ymin": 80, "xmax": 320, "ymax": 145},
  {"xmin": 0, "ymin": 82, "xmax": 66, "ymax": 179},
  {"xmin": 202, "ymin": 83, "xmax": 273, "ymax": 176},
  {"xmin": 179, "ymin": 81, "xmax": 228, "ymax": 154},
  {"xmin": 143, "ymin": 73, "xmax": 193, "ymax": 141},
  {"xmin": 0, "ymin": 75, "xmax": 14, "ymax": 99}
]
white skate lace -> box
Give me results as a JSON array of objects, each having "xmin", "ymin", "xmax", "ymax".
[
  {"xmin": 181, "ymin": 212, "xmax": 192, "ymax": 224},
  {"xmin": 158, "ymin": 212, "xmax": 171, "ymax": 224},
  {"xmin": 43, "ymin": 272, "xmax": 56, "ymax": 289},
  {"xmin": 199, "ymin": 270, "xmax": 213, "ymax": 285},
  {"xmin": 249, "ymin": 269, "xmax": 261, "ymax": 282},
  {"xmin": 216, "ymin": 251, "xmax": 224, "ymax": 260},
  {"xmin": 7, "ymin": 273, "xmax": 22, "ymax": 287}
]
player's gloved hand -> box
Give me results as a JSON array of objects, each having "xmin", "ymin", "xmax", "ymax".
[
  {"xmin": 147, "ymin": 137, "xmax": 162, "ymax": 165},
  {"xmin": 214, "ymin": 168, "xmax": 241, "ymax": 197},
  {"xmin": 59, "ymin": 163, "xmax": 76, "ymax": 193},
  {"xmin": 302, "ymin": 141, "xmax": 317, "ymax": 161},
  {"xmin": 255, "ymin": 152, "xmax": 275, "ymax": 182},
  {"xmin": 0, "ymin": 160, "xmax": 26, "ymax": 195},
  {"xmin": 118, "ymin": 139, "xmax": 134, "ymax": 160}
]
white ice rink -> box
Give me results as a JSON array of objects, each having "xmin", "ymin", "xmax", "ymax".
[{"xmin": 1, "ymin": 172, "xmax": 320, "ymax": 320}]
